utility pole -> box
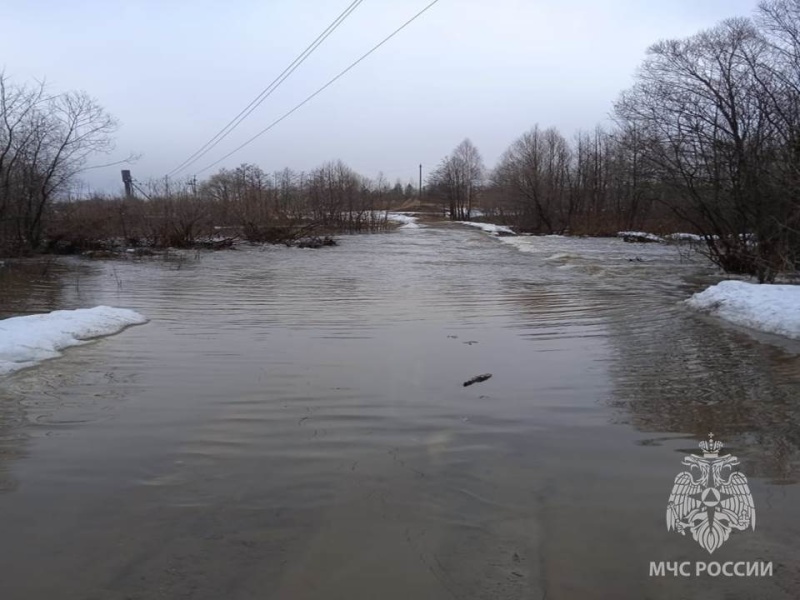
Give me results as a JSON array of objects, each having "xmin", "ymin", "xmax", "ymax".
[
  {"xmin": 121, "ymin": 170, "xmax": 133, "ymax": 199},
  {"xmin": 419, "ymin": 163, "xmax": 423, "ymax": 208},
  {"xmin": 188, "ymin": 175, "xmax": 197, "ymax": 196}
]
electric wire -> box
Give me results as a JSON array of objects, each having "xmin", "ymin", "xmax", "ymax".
[
  {"xmin": 166, "ymin": 0, "xmax": 365, "ymax": 177},
  {"xmin": 193, "ymin": 0, "xmax": 442, "ymax": 176}
]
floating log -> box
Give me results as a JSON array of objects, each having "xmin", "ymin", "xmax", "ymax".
[{"xmin": 463, "ymin": 373, "xmax": 493, "ymax": 387}]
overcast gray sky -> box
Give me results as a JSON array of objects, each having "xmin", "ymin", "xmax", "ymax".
[{"xmin": 3, "ymin": 0, "xmax": 761, "ymax": 194}]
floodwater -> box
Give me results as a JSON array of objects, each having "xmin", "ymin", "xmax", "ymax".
[{"xmin": 0, "ymin": 222, "xmax": 799, "ymax": 599}]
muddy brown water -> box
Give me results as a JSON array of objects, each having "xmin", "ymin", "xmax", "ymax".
[{"xmin": 0, "ymin": 223, "xmax": 799, "ymax": 599}]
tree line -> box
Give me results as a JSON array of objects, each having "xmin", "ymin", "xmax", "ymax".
[
  {"xmin": 3, "ymin": 0, "xmax": 800, "ymax": 280},
  {"xmin": 0, "ymin": 71, "xmax": 418, "ymax": 256},
  {"xmin": 46, "ymin": 162, "xmax": 419, "ymax": 252},
  {"xmin": 0, "ymin": 78, "xmax": 417, "ymax": 255},
  {"xmin": 429, "ymin": 0, "xmax": 800, "ymax": 281}
]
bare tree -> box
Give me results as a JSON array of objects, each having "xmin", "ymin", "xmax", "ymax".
[
  {"xmin": 614, "ymin": 18, "xmax": 796, "ymax": 280},
  {"xmin": 0, "ymin": 74, "xmax": 117, "ymax": 255},
  {"xmin": 428, "ymin": 139, "xmax": 484, "ymax": 220},
  {"xmin": 492, "ymin": 126, "xmax": 572, "ymax": 233},
  {"xmin": 756, "ymin": 0, "xmax": 800, "ymax": 271}
]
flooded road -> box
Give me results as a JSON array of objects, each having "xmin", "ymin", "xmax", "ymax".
[{"xmin": 1, "ymin": 223, "xmax": 799, "ymax": 599}]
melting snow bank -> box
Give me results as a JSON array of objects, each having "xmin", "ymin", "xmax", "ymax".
[
  {"xmin": 386, "ymin": 213, "xmax": 420, "ymax": 229},
  {"xmin": 686, "ymin": 281, "xmax": 800, "ymax": 340},
  {"xmin": 0, "ymin": 306, "xmax": 148, "ymax": 375},
  {"xmin": 458, "ymin": 221, "xmax": 515, "ymax": 236}
]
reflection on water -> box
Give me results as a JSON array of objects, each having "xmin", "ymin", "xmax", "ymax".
[
  {"xmin": 0, "ymin": 258, "xmax": 78, "ymax": 319},
  {"xmin": 0, "ymin": 225, "xmax": 799, "ymax": 599}
]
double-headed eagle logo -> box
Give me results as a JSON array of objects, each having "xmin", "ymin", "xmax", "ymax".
[{"xmin": 666, "ymin": 433, "xmax": 755, "ymax": 554}]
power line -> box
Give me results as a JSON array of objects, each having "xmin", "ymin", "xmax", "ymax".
[
  {"xmin": 193, "ymin": 0, "xmax": 442, "ymax": 176},
  {"xmin": 131, "ymin": 180, "xmax": 153, "ymax": 201},
  {"xmin": 167, "ymin": 0, "xmax": 366, "ymax": 178},
  {"xmin": 167, "ymin": 0, "xmax": 363, "ymax": 177}
]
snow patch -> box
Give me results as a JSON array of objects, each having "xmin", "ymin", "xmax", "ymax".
[
  {"xmin": 386, "ymin": 213, "xmax": 421, "ymax": 229},
  {"xmin": 0, "ymin": 306, "xmax": 148, "ymax": 375},
  {"xmin": 448, "ymin": 209, "xmax": 486, "ymax": 218},
  {"xmin": 386, "ymin": 213, "xmax": 417, "ymax": 224},
  {"xmin": 686, "ymin": 281, "xmax": 800, "ymax": 340},
  {"xmin": 458, "ymin": 221, "xmax": 515, "ymax": 236}
]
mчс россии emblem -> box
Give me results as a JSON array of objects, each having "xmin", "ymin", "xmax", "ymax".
[{"xmin": 666, "ymin": 434, "xmax": 755, "ymax": 554}]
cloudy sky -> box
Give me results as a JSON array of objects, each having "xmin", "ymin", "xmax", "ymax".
[{"xmin": 3, "ymin": 0, "xmax": 761, "ymax": 194}]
